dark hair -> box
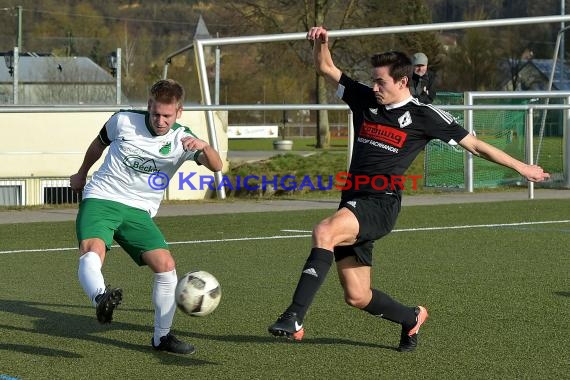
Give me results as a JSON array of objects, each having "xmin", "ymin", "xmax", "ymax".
[
  {"xmin": 370, "ymin": 51, "xmax": 413, "ymax": 84},
  {"xmin": 150, "ymin": 79, "xmax": 185, "ymax": 108}
]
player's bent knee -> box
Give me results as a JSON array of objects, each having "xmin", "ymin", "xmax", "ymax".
[
  {"xmin": 343, "ymin": 292, "xmax": 370, "ymax": 309},
  {"xmin": 312, "ymin": 223, "xmax": 335, "ymax": 246},
  {"xmin": 79, "ymin": 238, "xmax": 106, "ymax": 256},
  {"xmin": 143, "ymin": 249, "xmax": 175, "ymax": 273},
  {"xmin": 312, "ymin": 223, "xmax": 327, "ymax": 238}
]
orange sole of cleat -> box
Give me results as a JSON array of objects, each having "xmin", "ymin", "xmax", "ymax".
[
  {"xmin": 408, "ymin": 306, "xmax": 428, "ymax": 337},
  {"xmin": 270, "ymin": 328, "xmax": 305, "ymax": 341},
  {"xmin": 291, "ymin": 328, "xmax": 304, "ymax": 341}
]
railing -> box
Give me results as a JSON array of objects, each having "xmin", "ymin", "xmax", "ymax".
[{"xmin": 1, "ymin": 100, "xmax": 569, "ymax": 203}]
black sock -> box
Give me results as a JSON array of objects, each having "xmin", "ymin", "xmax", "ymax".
[
  {"xmin": 286, "ymin": 247, "xmax": 334, "ymax": 321},
  {"xmin": 363, "ymin": 288, "xmax": 416, "ymax": 328}
]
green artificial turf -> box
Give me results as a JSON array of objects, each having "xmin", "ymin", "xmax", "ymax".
[{"xmin": 0, "ymin": 199, "xmax": 568, "ymax": 379}]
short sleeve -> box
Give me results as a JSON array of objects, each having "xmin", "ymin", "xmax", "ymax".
[
  {"xmin": 423, "ymin": 106, "xmax": 469, "ymax": 145},
  {"xmin": 103, "ymin": 112, "xmax": 121, "ymax": 142}
]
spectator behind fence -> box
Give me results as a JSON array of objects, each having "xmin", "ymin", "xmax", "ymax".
[{"xmin": 411, "ymin": 52, "xmax": 436, "ymax": 104}]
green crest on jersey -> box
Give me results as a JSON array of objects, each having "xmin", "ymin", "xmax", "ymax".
[{"xmin": 159, "ymin": 141, "xmax": 172, "ymax": 155}]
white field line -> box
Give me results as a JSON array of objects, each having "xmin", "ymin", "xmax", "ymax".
[
  {"xmin": 1, "ymin": 220, "xmax": 569, "ymax": 255},
  {"xmin": 281, "ymin": 219, "xmax": 570, "ymax": 234},
  {"xmin": 0, "ymin": 234, "xmax": 312, "ymax": 255}
]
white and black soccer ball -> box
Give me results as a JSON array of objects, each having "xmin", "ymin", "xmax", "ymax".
[{"xmin": 175, "ymin": 270, "xmax": 221, "ymax": 317}]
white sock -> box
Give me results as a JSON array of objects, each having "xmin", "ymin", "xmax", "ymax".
[
  {"xmin": 152, "ymin": 269, "xmax": 178, "ymax": 346},
  {"xmin": 78, "ymin": 251, "xmax": 105, "ymax": 306}
]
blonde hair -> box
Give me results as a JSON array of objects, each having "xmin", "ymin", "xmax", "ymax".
[{"xmin": 149, "ymin": 79, "xmax": 185, "ymax": 108}]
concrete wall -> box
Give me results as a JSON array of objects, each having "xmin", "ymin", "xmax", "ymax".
[{"xmin": 0, "ymin": 108, "xmax": 228, "ymax": 205}]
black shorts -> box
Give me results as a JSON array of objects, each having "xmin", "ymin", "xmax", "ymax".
[{"xmin": 333, "ymin": 193, "xmax": 401, "ymax": 266}]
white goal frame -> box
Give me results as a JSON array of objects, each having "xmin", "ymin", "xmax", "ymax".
[{"xmin": 170, "ymin": 14, "xmax": 570, "ymax": 199}]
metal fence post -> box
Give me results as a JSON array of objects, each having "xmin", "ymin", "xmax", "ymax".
[
  {"xmin": 526, "ymin": 108, "xmax": 535, "ymax": 199},
  {"xmin": 562, "ymin": 97, "xmax": 570, "ymax": 188}
]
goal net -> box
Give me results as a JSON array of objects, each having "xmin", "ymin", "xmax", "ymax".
[{"xmin": 424, "ymin": 93, "xmax": 544, "ymax": 189}]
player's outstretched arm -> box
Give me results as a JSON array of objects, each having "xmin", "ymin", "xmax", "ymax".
[
  {"xmin": 70, "ymin": 137, "xmax": 107, "ymax": 193},
  {"xmin": 458, "ymin": 134, "xmax": 550, "ymax": 182},
  {"xmin": 307, "ymin": 26, "xmax": 342, "ymax": 86},
  {"xmin": 181, "ymin": 136, "xmax": 223, "ymax": 172}
]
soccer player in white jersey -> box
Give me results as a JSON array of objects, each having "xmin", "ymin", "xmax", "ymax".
[
  {"xmin": 268, "ymin": 26, "xmax": 551, "ymax": 352},
  {"xmin": 70, "ymin": 79, "xmax": 222, "ymax": 354}
]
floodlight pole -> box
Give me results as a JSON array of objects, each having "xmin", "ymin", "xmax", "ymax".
[
  {"xmin": 115, "ymin": 48, "xmax": 121, "ymax": 105},
  {"xmin": 16, "ymin": 5, "xmax": 22, "ymax": 53},
  {"xmin": 12, "ymin": 46, "xmax": 18, "ymax": 105}
]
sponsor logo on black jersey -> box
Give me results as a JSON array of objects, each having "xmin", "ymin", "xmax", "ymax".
[
  {"xmin": 398, "ymin": 111, "xmax": 412, "ymax": 128},
  {"xmin": 360, "ymin": 121, "xmax": 407, "ymax": 148}
]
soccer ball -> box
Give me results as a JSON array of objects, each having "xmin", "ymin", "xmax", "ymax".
[{"xmin": 175, "ymin": 270, "xmax": 221, "ymax": 317}]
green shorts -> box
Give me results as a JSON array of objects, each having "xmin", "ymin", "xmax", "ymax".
[{"xmin": 76, "ymin": 198, "xmax": 168, "ymax": 266}]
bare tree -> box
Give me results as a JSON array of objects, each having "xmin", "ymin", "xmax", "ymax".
[
  {"xmin": 219, "ymin": 0, "xmax": 394, "ymax": 148},
  {"xmin": 122, "ymin": 22, "xmax": 137, "ymax": 79},
  {"xmin": 444, "ymin": 8, "xmax": 500, "ymax": 91},
  {"xmin": 496, "ymin": 27, "xmax": 534, "ymax": 91}
]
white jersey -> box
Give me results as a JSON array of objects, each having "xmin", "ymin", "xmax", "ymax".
[{"xmin": 83, "ymin": 110, "xmax": 201, "ymax": 217}]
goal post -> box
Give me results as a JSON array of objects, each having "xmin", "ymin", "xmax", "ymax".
[
  {"xmin": 425, "ymin": 92, "xmax": 570, "ymax": 193},
  {"xmin": 182, "ymin": 14, "xmax": 570, "ymax": 199}
]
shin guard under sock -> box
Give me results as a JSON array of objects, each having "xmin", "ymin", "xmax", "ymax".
[
  {"xmin": 152, "ymin": 270, "xmax": 178, "ymax": 346},
  {"xmin": 78, "ymin": 251, "xmax": 105, "ymax": 305},
  {"xmin": 363, "ymin": 288, "xmax": 416, "ymax": 327},
  {"xmin": 286, "ymin": 247, "xmax": 334, "ymax": 321}
]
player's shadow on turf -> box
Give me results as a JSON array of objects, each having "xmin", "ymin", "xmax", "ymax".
[
  {"xmin": 306, "ymin": 337, "xmax": 397, "ymax": 351},
  {"xmin": 181, "ymin": 331, "xmax": 397, "ymax": 351},
  {"xmin": 554, "ymin": 291, "xmax": 570, "ymax": 297},
  {"xmin": 0, "ymin": 343, "xmax": 82, "ymax": 358},
  {"xmin": 0, "ymin": 299, "xmax": 216, "ymax": 366}
]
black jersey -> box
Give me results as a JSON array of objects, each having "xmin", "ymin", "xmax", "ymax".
[{"xmin": 338, "ymin": 73, "xmax": 469, "ymax": 198}]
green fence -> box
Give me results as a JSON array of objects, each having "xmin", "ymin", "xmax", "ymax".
[{"xmin": 425, "ymin": 93, "xmax": 527, "ymax": 188}]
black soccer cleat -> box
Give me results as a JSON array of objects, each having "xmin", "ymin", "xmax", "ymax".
[
  {"xmin": 268, "ymin": 311, "xmax": 305, "ymax": 341},
  {"xmin": 398, "ymin": 327, "xmax": 418, "ymax": 352},
  {"xmin": 152, "ymin": 333, "xmax": 196, "ymax": 354},
  {"xmin": 398, "ymin": 306, "xmax": 428, "ymax": 352},
  {"xmin": 95, "ymin": 287, "xmax": 123, "ymax": 324}
]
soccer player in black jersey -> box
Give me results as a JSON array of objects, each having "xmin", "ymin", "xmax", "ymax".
[{"xmin": 268, "ymin": 26, "xmax": 551, "ymax": 352}]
